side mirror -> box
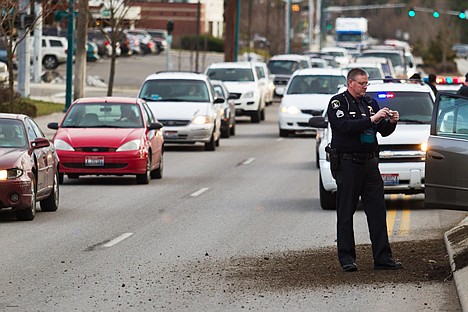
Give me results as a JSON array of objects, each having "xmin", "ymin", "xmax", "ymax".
[
  {"xmin": 148, "ymin": 122, "xmax": 164, "ymax": 130},
  {"xmin": 47, "ymin": 122, "xmax": 59, "ymax": 130},
  {"xmin": 308, "ymin": 116, "xmax": 328, "ymax": 128},
  {"xmin": 31, "ymin": 137, "xmax": 50, "ymax": 149},
  {"xmin": 214, "ymin": 97, "xmax": 225, "ymax": 104}
]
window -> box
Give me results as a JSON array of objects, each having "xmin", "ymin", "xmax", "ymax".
[
  {"xmin": 437, "ymin": 95, "xmax": 468, "ymax": 137},
  {"xmin": 50, "ymin": 40, "xmax": 64, "ymax": 47}
]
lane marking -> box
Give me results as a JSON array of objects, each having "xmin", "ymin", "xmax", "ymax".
[
  {"xmin": 276, "ymin": 138, "xmax": 284, "ymax": 142},
  {"xmin": 103, "ymin": 232, "xmax": 134, "ymax": 248},
  {"xmin": 387, "ymin": 209, "xmax": 397, "ymax": 236},
  {"xmin": 190, "ymin": 187, "xmax": 210, "ymax": 197},
  {"xmin": 399, "ymin": 209, "xmax": 411, "ymax": 236},
  {"xmin": 241, "ymin": 157, "xmax": 256, "ymax": 165}
]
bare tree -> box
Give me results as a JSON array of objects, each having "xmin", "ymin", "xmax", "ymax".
[
  {"xmin": 74, "ymin": 0, "xmax": 89, "ymax": 100},
  {"xmin": 89, "ymin": 0, "xmax": 132, "ymax": 96},
  {"xmin": 0, "ymin": 0, "xmax": 57, "ymax": 112}
]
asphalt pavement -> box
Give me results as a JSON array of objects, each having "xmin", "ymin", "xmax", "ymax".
[{"xmin": 29, "ymin": 72, "xmax": 468, "ymax": 312}]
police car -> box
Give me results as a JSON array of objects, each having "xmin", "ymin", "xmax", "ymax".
[{"xmin": 311, "ymin": 80, "xmax": 435, "ymax": 209}]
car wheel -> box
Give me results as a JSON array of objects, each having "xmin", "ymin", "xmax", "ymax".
[
  {"xmin": 279, "ymin": 129, "xmax": 289, "ymax": 137},
  {"xmin": 58, "ymin": 172, "xmax": 64, "ymax": 184},
  {"xmin": 316, "ymin": 151, "xmax": 320, "ymax": 169},
  {"xmin": 260, "ymin": 109, "xmax": 265, "ymax": 121},
  {"xmin": 40, "ymin": 171, "xmax": 59, "ymax": 212},
  {"xmin": 204, "ymin": 132, "xmax": 216, "ymax": 151},
  {"xmin": 16, "ymin": 176, "xmax": 36, "ymax": 221},
  {"xmin": 43, "ymin": 55, "xmax": 58, "ymax": 69},
  {"xmin": 319, "ymin": 174, "xmax": 336, "ymax": 210},
  {"xmin": 251, "ymin": 110, "xmax": 261, "ymax": 123},
  {"xmin": 230, "ymin": 122, "xmax": 236, "ymax": 136},
  {"xmin": 150, "ymin": 152, "xmax": 163, "ymax": 179},
  {"xmin": 136, "ymin": 157, "xmax": 151, "ymax": 184}
]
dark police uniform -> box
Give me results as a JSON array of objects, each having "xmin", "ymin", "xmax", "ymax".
[
  {"xmin": 327, "ymin": 90, "xmax": 397, "ymax": 268},
  {"xmin": 457, "ymin": 84, "xmax": 468, "ymax": 97}
]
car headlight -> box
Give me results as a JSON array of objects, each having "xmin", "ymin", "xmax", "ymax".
[
  {"xmin": 0, "ymin": 168, "xmax": 23, "ymax": 180},
  {"xmin": 191, "ymin": 115, "xmax": 213, "ymax": 125},
  {"xmin": 280, "ymin": 106, "xmax": 300, "ymax": 115},
  {"xmin": 54, "ymin": 139, "xmax": 75, "ymax": 151},
  {"xmin": 243, "ymin": 91, "xmax": 254, "ymax": 99},
  {"xmin": 420, "ymin": 142, "xmax": 427, "ymax": 152},
  {"xmin": 116, "ymin": 139, "xmax": 141, "ymax": 152}
]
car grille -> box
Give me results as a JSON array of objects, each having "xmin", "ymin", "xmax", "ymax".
[
  {"xmin": 75, "ymin": 147, "xmax": 116, "ymax": 152},
  {"xmin": 229, "ymin": 93, "xmax": 241, "ymax": 100},
  {"xmin": 62, "ymin": 163, "xmax": 127, "ymax": 169},
  {"xmin": 159, "ymin": 119, "xmax": 190, "ymax": 126},
  {"xmin": 378, "ymin": 144, "xmax": 425, "ymax": 163},
  {"xmin": 301, "ymin": 109, "xmax": 323, "ymax": 116}
]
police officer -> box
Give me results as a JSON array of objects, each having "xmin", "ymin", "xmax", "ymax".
[{"xmin": 327, "ymin": 68, "xmax": 402, "ymax": 272}]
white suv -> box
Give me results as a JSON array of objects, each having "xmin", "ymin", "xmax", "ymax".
[
  {"xmin": 31, "ymin": 36, "xmax": 69, "ymax": 69},
  {"xmin": 310, "ymin": 81, "xmax": 435, "ymax": 209},
  {"xmin": 138, "ymin": 72, "xmax": 222, "ymax": 151},
  {"xmin": 205, "ymin": 62, "xmax": 266, "ymax": 123}
]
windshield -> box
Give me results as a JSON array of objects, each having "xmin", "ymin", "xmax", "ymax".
[
  {"xmin": 61, "ymin": 103, "xmax": 144, "ymax": 128},
  {"xmin": 287, "ymin": 75, "xmax": 346, "ymax": 95},
  {"xmin": 267, "ymin": 60, "xmax": 299, "ymax": 75},
  {"xmin": 367, "ymin": 91, "xmax": 433, "ymax": 124},
  {"xmin": 206, "ymin": 68, "xmax": 254, "ymax": 82},
  {"xmin": 362, "ymin": 52, "xmax": 403, "ymax": 67},
  {"xmin": 139, "ymin": 79, "xmax": 210, "ymax": 102},
  {"xmin": 345, "ymin": 67, "xmax": 383, "ymax": 79},
  {"xmin": 0, "ymin": 119, "xmax": 28, "ymax": 148}
]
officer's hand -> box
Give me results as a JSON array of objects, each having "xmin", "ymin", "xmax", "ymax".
[
  {"xmin": 389, "ymin": 110, "xmax": 399, "ymax": 124},
  {"xmin": 371, "ymin": 108, "xmax": 391, "ymax": 123}
]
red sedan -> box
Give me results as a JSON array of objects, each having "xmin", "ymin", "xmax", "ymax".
[
  {"xmin": 48, "ymin": 97, "xmax": 164, "ymax": 184},
  {"xmin": 0, "ymin": 114, "xmax": 60, "ymax": 221}
]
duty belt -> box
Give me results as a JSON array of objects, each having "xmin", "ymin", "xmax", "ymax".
[{"xmin": 340, "ymin": 152, "xmax": 377, "ymax": 160}]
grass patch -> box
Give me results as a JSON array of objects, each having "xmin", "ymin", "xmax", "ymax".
[{"xmin": 22, "ymin": 98, "xmax": 65, "ymax": 117}]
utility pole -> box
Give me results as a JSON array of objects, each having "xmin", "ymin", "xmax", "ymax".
[
  {"xmin": 224, "ymin": 0, "xmax": 237, "ymax": 61},
  {"xmin": 234, "ymin": 0, "xmax": 240, "ymax": 61},
  {"xmin": 308, "ymin": 0, "xmax": 314, "ymax": 51},
  {"xmin": 195, "ymin": 0, "xmax": 201, "ymax": 72},
  {"xmin": 17, "ymin": 0, "xmax": 31, "ymax": 97},
  {"xmin": 285, "ymin": 0, "xmax": 291, "ymax": 53},
  {"xmin": 33, "ymin": 1, "xmax": 43, "ymax": 83},
  {"xmin": 74, "ymin": 0, "xmax": 88, "ymax": 100},
  {"xmin": 64, "ymin": 0, "xmax": 75, "ymax": 111}
]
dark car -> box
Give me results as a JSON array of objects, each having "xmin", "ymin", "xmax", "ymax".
[
  {"xmin": 425, "ymin": 92, "xmax": 468, "ymax": 211},
  {"xmin": 0, "ymin": 114, "xmax": 60, "ymax": 221},
  {"xmin": 210, "ymin": 79, "xmax": 236, "ymax": 138}
]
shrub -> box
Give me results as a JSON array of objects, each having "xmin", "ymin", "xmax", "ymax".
[
  {"xmin": 178, "ymin": 34, "xmax": 224, "ymax": 53},
  {"xmin": 0, "ymin": 85, "xmax": 38, "ymax": 117}
]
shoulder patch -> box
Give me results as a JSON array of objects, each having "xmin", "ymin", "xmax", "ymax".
[
  {"xmin": 367, "ymin": 105, "xmax": 374, "ymax": 115},
  {"xmin": 336, "ymin": 110, "xmax": 344, "ymax": 118},
  {"xmin": 331, "ymin": 100, "xmax": 341, "ymax": 109}
]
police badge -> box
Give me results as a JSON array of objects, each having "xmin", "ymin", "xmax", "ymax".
[{"xmin": 331, "ymin": 100, "xmax": 341, "ymax": 109}]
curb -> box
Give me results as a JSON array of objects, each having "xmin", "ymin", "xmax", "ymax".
[{"xmin": 445, "ymin": 216, "xmax": 468, "ymax": 311}]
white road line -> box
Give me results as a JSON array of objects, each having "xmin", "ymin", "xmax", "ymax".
[
  {"xmin": 242, "ymin": 157, "xmax": 256, "ymax": 165},
  {"xmin": 190, "ymin": 187, "xmax": 210, "ymax": 197},
  {"xmin": 103, "ymin": 233, "xmax": 134, "ymax": 248},
  {"xmin": 276, "ymin": 138, "xmax": 284, "ymax": 142}
]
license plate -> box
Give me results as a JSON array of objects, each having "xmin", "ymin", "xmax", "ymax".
[
  {"xmin": 382, "ymin": 174, "xmax": 399, "ymax": 186},
  {"xmin": 85, "ymin": 156, "xmax": 104, "ymax": 167},
  {"xmin": 164, "ymin": 131, "xmax": 178, "ymax": 139}
]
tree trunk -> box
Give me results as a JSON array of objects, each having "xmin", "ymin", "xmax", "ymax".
[
  {"xmin": 107, "ymin": 46, "xmax": 117, "ymax": 96},
  {"xmin": 74, "ymin": 0, "xmax": 89, "ymax": 100}
]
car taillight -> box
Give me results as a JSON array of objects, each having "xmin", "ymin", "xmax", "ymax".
[{"xmin": 147, "ymin": 42, "xmax": 153, "ymax": 49}]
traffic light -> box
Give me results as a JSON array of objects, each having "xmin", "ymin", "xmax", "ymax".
[
  {"xmin": 408, "ymin": 8, "xmax": 415, "ymax": 17},
  {"xmin": 459, "ymin": 11, "xmax": 466, "ymax": 19},
  {"xmin": 166, "ymin": 20, "xmax": 174, "ymax": 35},
  {"xmin": 291, "ymin": 4, "xmax": 300, "ymax": 12},
  {"xmin": 433, "ymin": 11, "xmax": 440, "ymax": 18}
]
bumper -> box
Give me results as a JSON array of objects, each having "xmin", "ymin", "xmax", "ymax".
[
  {"xmin": 57, "ymin": 150, "xmax": 148, "ymax": 176},
  {"xmin": 0, "ymin": 179, "xmax": 32, "ymax": 209},
  {"xmin": 162, "ymin": 125, "xmax": 214, "ymax": 143},
  {"xmin": 234, "ymin": 97, "xmax": 260, "ymax": 113},
  {"xmin": 319, "ymin": 160, "xmax": 425, "ymax": 194},
  {"xmin": 279, "ymin": 114, "xmax": 317, "ymax": 132}
]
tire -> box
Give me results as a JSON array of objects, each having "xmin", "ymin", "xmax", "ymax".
[
  {"xmin": 204, "ymin": 132, "xmax": 216, "ymax": 151},
  {"xmin": 251, "ymin": 110, "xmax": 261, "ymax": 123},
  {"xmin": 58, "ymin": 172, "xmax": 64, "ymax": 184},
  {"xmin": 279, "ymin": 129, "xmax": 289, "ymax": 137},
  {"xmin": 260, "ymin": 109, "xmax": 265, "ymax": 121},
  {"xmin": 16, "ymin": 177, "xmax": 36, "ymax": 221},
  {"xmin": 40, "ymin": 171, "xmax": 59, "ymax": 212},
  {"xmin": 316, "ymin": 151, "xmax": 320, "ymax": 169},
  {"xmin": 319, "ymin": 174, "xmax": 336, "ymax": 210},
  {"xmin": 43, "ymin": 55, "xmax": 58, "ymax": 69},
  {"xmin": 150, "ymin": 152, "xmax": 163, "ymax": 179},
  {"xmin": 136, "ymin": 157, "xmax": 151, "ymax": 184}
]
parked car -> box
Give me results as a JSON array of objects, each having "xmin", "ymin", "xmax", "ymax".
[
  {"xmin": 425, "ymin": 92, "xmax": 468, "ymax": 211},
  {"xmin": 138, "ymin": 72, "xmax": 222, "ymax": 151},
  {"xmin": 145, "ymin": 28, "xmax": 167, "ymax": 53},
  {"xmin": 205, "ymin": 62, "xmax": 266, "ymax": 123},
  {"xmin": 0, "ymin": 114, "xmax": 60, "ymax": 221},
  {"xmin": 0, "ymin": 61, "xmax": 8, "ymax": 83},
  {"xmin": 88, "ymin": 29, "xmax": 121, "ymax": 57},
  {"xmin": 87, "ymin": 41, "xmax": 100, "ymax": 62},
  {"xmin": 310, "ymin": 80, "xmax": 435, "ymax": 209},
  {"xmin": 210, "ymin": 79, "xmax": 236, "ymax": 138},
  {"xmin": 278, "ymin": 68, "xmax": 346, "ymax": 137},
  {"xmin": 47, "ymin": 97, "xmax": 164, "ymax": 184},
  {"xmin": 0, "ymin": 40, "xmax": 17, "ymax": 69},
  {"xmin": 267, "ymin": 54, "xmax": 312, "ymax": 97},
  {"xmin": 30, "ymin": 36, "xmax": 70, "ymax": 69},
  {"xmin": 126, "ymin": 29, "xmax": 157, "ymax": 55}
]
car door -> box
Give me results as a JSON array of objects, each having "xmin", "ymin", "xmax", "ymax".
[
  {"xmin": 25, "ymin": 119, "xmax": 50, "ymax": 196},
  {"xmin": 142, "ymin": 103, "xmax": 162, "ymax": 168},
  {"xmin": 425, "ymin": 93, "xmax": 468, "ymax": 211}
]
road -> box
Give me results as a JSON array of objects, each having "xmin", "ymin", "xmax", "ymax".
[{"xmin": 2, "ymin": 54, "xmax": 467, "ymax": 311}]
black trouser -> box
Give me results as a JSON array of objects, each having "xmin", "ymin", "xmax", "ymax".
[{"xmin": 334, "ymin": 156, "xmax": 394, "ymax": 266}]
